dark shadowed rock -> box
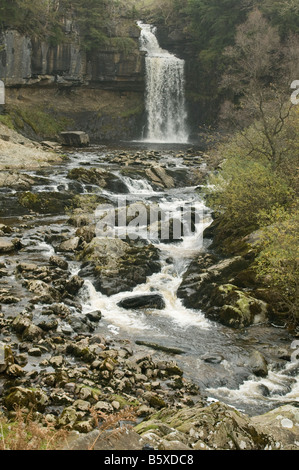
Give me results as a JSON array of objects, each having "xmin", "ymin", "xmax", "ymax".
[
  {"xmin": 60, "ymin": 131, "xmax": 90, "ymax": 147},
  {"xmin": 118, "ymin": 294, "xmax": 165, "ymax": 310}
]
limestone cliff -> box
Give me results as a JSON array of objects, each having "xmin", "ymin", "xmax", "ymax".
[{"xmin": 0, "ymin": 19, "xmax": 146, "ymax": 142}]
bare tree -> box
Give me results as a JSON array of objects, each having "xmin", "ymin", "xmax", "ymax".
[{"xmin": 220, "ymin": 8, "xmax": 299, "ymax": 170}]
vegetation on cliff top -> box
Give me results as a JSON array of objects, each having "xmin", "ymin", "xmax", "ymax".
[{"xmin": 0, "ymin": 0, "xmax": 139, "ymax": 51}]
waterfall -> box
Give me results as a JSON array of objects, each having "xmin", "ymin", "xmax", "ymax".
[{"xmin": 138, "ymin": 22, "xmax": 189, "ymax": 144}]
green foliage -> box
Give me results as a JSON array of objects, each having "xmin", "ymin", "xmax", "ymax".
[
  {"xmin": 255, "ymin": 206, "xmax": 299, "ymax": 320},
  {"xmin": 260, "ymin": 0, "xmax": 299, "ymax": 37},
  {"xmin": 0, "ymin": 0, "xmax": 65, "ymax": 42},
  {"xmin": 207, "ymin": 156, "xmax": 292, "ymax": 235}
]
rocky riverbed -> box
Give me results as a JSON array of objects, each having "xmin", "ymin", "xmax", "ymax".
[{"xmin": 0, "ymin": 128, "xmax": 298, "ymax": 450}]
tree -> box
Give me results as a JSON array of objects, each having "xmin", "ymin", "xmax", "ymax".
[{"xmin": 220, "ymin": 9, "xmax": 299, "ymax": 171}]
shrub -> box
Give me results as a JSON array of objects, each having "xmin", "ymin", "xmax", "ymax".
[{"xmin": 254, "ymin": 206, "xmax": 299, "ymax": 322}]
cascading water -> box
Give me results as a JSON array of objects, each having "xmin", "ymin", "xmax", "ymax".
[{"xmin": 138, "ymin": 22, "xmax": 189, "ymax": 144}]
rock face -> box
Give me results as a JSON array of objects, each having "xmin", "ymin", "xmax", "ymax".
[
  {"xmin": 135, "ymin": 401, "xmax": 299, "ymax": 450},
  {"xmin": 0, "ymin": 26, "xmax": 144, "ymax": 90},
  {"xmin": 0, "ymin": 20, "xmax": 146, "ymax": 142}
]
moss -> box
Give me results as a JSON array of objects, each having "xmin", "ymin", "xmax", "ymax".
[
  {"xmin": 18, "ymin": 191, "xmax": 75, "ymax": 215},
  {"xmin": 4, "ymin": 105, "xmax": 73, "ymax": 139},
  {"xmin": 0, "ymin": 114, "xmax": 15, "ymax": 130},
  {"xmin": 109, "ymin": 394, "xmax": 140, "ymax": 409},
  {"xmin": 134, "ymin": 421, "xmax": 160, "ymax": 434},
  {"xmin": 119, "ymin": 102, "xmax": 144, "ymax": 119}
]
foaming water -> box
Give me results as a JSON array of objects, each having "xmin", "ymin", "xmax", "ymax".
[
  {"xmin": 206, "ymin": 361, "xmax": 299, "ymax": 415},
  {"xmin": 3, "ymin": 144, "xmax": 296, "ymax": 417}
]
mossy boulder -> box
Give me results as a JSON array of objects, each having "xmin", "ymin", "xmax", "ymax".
[
  {"xmin": 135, "ymin": 401, "xmax": 278, "ymax": 450},
  {"xmin": 4, "ymin": 387, "xmax": 49, "ymax": 412},
  {"xmin": 207, "ymin": 284, "xmax": 268, "ymax": 328},
  {"xmin": 18, "ymin": 191, "xmax": 74, "ymax": 215}
]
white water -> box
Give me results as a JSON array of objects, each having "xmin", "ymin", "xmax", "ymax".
[
  {"xmin": 138, "ymin": 22, "xmax": 189, "ymax": 144},
  {"xmin": 8, "ymin": 147, "xmax": 297, "ymax": 416}
]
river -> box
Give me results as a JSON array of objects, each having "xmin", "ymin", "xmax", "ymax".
[{"xmin": 0, "ymin": 142, "xmax": 298, "ymax": 417}]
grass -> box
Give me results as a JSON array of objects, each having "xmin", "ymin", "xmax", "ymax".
[
  {"xmin": 0, "ymin": 406, "xmax": 138, "ymax": 450},
  {"xmin": 0, "ymin": 409, "xmax": 69, "ymax": 451}
]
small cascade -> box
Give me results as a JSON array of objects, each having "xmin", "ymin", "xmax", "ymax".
[{"xmin": 138, "ymin": 22, "xmax": 189, "ymax": 144}]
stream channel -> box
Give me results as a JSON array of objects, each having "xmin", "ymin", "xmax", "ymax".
[{"xmin": 0, "ymin": 142, "xmax": 298, "ymax": 417}]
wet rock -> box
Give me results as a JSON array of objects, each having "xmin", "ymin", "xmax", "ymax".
[
  {"xmin": 18, "ymin": 191, "xmax": 74, "ymax": 215},
  {"xmin": 201, "ymin": 353, "xmax": 224, "ymax": 364},
  {"xmin": 145, "ymin": 166, "xmax": 174, "ymax": 189},
  {"xmin": 0, "ymin": 237, "xmax": 15, "ymax": 253},
  {"xmin": 118, "ymin": 294, "xmax": 165, "ymax": 310},
  {"xmin": 36, "ymin": 316, "xmax": 58, "ymax": 332},
  {"xmin": 58, "ymin": 236, "xmax": 82, "ymax": 253},
  {"xmin": 22, "ymin": 324, "xmax": 44, "ymax": 342},
  {"xmin": 65, "ymin": 275, "xmax": 84, "ymax": 296},
  {"xmin": 249, "ymin": 350, "xmax": 268, "ymax": 378},
  {"xmin": 50, "ymin": 255, "xmax": 69, "ymax": 271},
  {"xmin": 135, "ymin": 341, "xmax": 184, "ymax": 355},
  {"xmin": 67, "ymin": 167, "xmax": 128, "ymax": 193},
  {"xmin": 79, "ymin": 238, "xmax": 161, "ymax": 296},
  {"xmin": 66, "ymin": 339, "xmax": 96, "ymax": 363},
  {"xmin": 44, "ymin": 303, "xmax": 71, "ymax": 318},
  {"xmin": 86, "ymin": 310, "xmax": 102, "ymax": 322},
  {"xmin": 12, "ymin": 315, "xmax": 32, "ymax": 334},
  {"xmin": 49, "ymin": 355, "xmax": 64, "ymax": 368},
  {"xmin": 75, "ymin": 225, "xmax": 96, "ymax": 243},
  {"xmin": 68, "ymin": 314, "xmax": 95, "ymax": 333},
  {"xmin": 5, "ymin": 364, "xmax": 26, "ymax": 378},
  {"xmin": 24, "ymin": 279, "xmax": 61, "ymax": 304},
  {"xmin": 28, "ymin": 347, "xmax": 42, "ymax": 357}
]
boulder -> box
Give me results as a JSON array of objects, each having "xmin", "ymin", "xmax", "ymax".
[
  {"xmin": 0, "ymin": 237, "xmax": 15, "ymax": 253},
  {"xmin": 118, "ymin": 294, "xmax": 165, "ymax": 310},
  {"xmin": 177, "ymin": 254, "xmax": 269, "ymax": 328},
  {"xmin": 251, "ymin": 405, "xmax": 299, "ymax": 450},
  {"xmin": 79, "ymin": 238, "xmax": 161, "ymax": 296},
  {"xmin": 49, "ymin": 255, "xmax": 69, "ymax": 271},
  {"xmin": 145, "ymin": 166, "xmax": 174, "ymax": 189},
  {"xmin": 60, "ymin": 131, "xmax": 90, "ymax": 147},
  {"xmin": 4, "ymin": 386, "xmax": 49, "ymax": 412},
  {"xmin": 248, "ymin": 350, "xmax": 268, "ymax": 377},
  {"xmin": 135, "ymin": 401, "xmax": 299, "ymax": 450},
  {"xmin": 208, "ymin": 284, "xmax": 268, "ymax": 329}
]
